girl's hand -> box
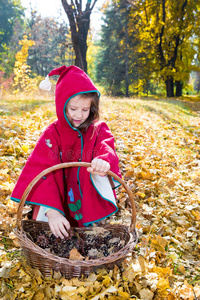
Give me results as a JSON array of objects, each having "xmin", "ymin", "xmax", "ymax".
[
  {"xmin": 46, "ymin": 209, "xmax": 70, "ymax": 239},
  {"xmin": 87, "ymin": 158, "xmax": 110, "ymax": 176}
]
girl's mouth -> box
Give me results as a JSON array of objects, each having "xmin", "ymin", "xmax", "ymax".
[{"xmin": 73, "ymin": 119, "xmax": 82, "ymax": 124}]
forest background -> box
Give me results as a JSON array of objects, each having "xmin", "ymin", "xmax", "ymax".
[
  {"xmin": 0, "ymin": 0, "xmax": 200, "ymax": 299},
  {"xmin": 0, "ymin": 0, "xmax": 200, "ymax": 97}
]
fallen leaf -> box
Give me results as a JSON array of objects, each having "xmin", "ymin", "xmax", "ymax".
[
  {"xmin": 139, "ymin": 288, "xmax": 154, "ymax": 300},
  {"xmin": 69, "ymin": 248, "xmax": 84, "ymax": 260}
]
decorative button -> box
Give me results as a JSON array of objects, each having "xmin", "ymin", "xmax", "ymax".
[
  {"xmin": 78, "ymin": 134, "xmax": 81, "ymax": 138},
  {"xmin": 78, "ymin": 158, "xmax": 82, "ymax": 162},
  {"xmin": 77, "ymin": 181, "xmax": 79, "ymax": 184}
]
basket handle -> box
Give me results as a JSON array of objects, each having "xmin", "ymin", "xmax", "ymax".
[{"xmin": 16, "ymin": 162, "xmax": 136, "ymax": 232}]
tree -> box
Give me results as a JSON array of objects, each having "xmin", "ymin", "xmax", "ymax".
[
  {"xmin": 134, "ymin": 0, "xmax": 200, "ymax": 97},
  {"xmin": 0, "ymin": 0, "xmax": 24, "ymax": 51},
  {"xmin": 28, "ymin": 11, "xmax": 72, "ymax": 76},
  {"xmin": 61, "ymin": 0, "xmax": 98, "ymax": 73},
  {"xmin": 95, "ymin": 1, "xmax": 143, "ymax": 96},
  {"xmin": 0, "ymin": 0, "xmax": 25, "ymax": 76},
  {"xmin": 95, "ymin": 2, "xmax": 129, "ymax": 95}
]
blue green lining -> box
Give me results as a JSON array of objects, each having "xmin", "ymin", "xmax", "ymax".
[
  {"xmin": 77, "ymin": 166, "xmax": 83, "ymax": 198},
  {"xmin": 10, "ymin": 197, "xmax": 65, "ymax": 216},
  {"xmin": 83, "ymin": 174, "xmax": 118, "ymax": 226},
  {"xmin": 112, "ymin": 177, "xmax": 121, "ymax": 189}
]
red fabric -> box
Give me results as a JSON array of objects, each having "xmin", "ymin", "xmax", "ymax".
[{"xmin": 11, "ymin": 65, "xmax": 121, "ymax": 227}]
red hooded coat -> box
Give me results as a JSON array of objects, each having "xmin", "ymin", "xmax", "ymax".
[{"xmin": 11, "ymin": 66, "xmax": 121, "ymax": 227}]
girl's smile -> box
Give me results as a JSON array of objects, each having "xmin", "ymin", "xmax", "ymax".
[{"xmin": 66, "ymin": 95, "xmax": 92, "ymax": 128}]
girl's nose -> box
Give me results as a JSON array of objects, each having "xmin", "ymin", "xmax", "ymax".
[{"xmin": 76, "ymin": 110, "xmax": 83, "ymax": 118}]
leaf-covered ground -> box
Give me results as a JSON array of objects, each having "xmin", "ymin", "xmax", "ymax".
[{"xmin": 0, "ymin": 95, "xmax": 200, "ymax": 299}]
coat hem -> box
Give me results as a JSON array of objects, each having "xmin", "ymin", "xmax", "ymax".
[{"xmin": 84, "ymin": 173, "xmax": 118, "ymax": 226}]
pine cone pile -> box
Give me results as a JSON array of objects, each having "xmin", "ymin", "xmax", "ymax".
[{"xmin": 33, "ymin": 227, "xmax": 126, "ymax": 260}]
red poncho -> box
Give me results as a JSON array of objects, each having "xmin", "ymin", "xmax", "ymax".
[{"xmin": 11, "ymin": 66, "xmax": 121, "ymax": 227}]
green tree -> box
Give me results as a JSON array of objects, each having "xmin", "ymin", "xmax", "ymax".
[
  {"xmin": 0, "ymin": 0, "xmax": 25, "ymax": 76},
  {"xmin": 96, "ymin": 1, "xmax": 132, "ymax": 96},
  {"xmin": 28, "ymin": 11, "xmax": 72, "ymax": 76},
  {"xmin": 0, "ymin": 0, "xmax": 24, "ymax": 51}
]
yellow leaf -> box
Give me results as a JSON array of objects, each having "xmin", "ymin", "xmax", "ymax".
[
  {"xmin": 91, "ymin": 285, "xmax": 117, "ymax": 300},
  {"xmin": 19, "ymin": 269, "xmax": 32, "ymax": 282},
  {"xmin": 135, "ymin": 192, "xmax": 146, "ymax": 198},
  {"xmin": 102, "ymin": 275, "xmax": 111, "ymax": 287},
  {"xmin": 6, "ymin": 200, "xmax": 18, "ymax": 214},
  {"xmin": 191, "ymin": 210, "xmax": 200, "ymax": 220},
  {"xmin": 33, "ymin": 291, "xmax": 45, "ymax": 300},
  {"xmin": 157, "ymin": 278, "xmax": 171, "ymax": 297},
  {"xmin": 150, "ymin": 235, "xmax": 168, "ymax": 252},
  {"xmin": 22, "ymin": 144, "xmax": 29, "ymax": 152},
  {"xmin": 153, "ymin": 266, "xmax": 172, "ymax": 278},
  {"xmin": 118, "ymin": 287, "xmax": 130, "ymax": 298}
]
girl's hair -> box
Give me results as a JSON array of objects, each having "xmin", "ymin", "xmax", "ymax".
[{"xmin": 68, "ymin": 92, "xmax": 100, "ymax": 130}]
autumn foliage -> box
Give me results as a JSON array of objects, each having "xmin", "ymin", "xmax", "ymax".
[
  {"xmin": 13, "ymin": 35, "xmax": 38, "ymax": 94},
  {"xmin": 0, "ymin": 96, "xmax": 200, "ymax": 299}
]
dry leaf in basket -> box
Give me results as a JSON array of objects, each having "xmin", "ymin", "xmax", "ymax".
[{"xmin": 69, "ymin": 248, "xmax": 84, "ymax": 260}]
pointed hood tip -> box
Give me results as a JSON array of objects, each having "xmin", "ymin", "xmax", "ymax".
[{"xmin": 48, "ymin": 65, "xmax": 68, "ymax": 77}]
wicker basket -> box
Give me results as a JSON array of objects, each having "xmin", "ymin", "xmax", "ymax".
[{"xmin": 14, "ymin": 162, "xmax": 138, "ymax": 278}]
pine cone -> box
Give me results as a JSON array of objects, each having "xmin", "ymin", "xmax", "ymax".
[{"xmin": 36, "ymin": 232, "xmax": 50, "ymax": 248}]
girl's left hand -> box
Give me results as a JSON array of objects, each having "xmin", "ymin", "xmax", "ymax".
[{"xmin": 87, "ymin": 158, "xmax": 110, "ymax": 176}]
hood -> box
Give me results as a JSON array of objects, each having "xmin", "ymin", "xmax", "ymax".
[{"xmin": 48, "ymin": 65, "xmax": 100, "ymax": 129}]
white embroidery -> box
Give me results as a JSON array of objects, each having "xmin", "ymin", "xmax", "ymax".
[{"xmin": 45, "ymin": 139, "xmax": 52, "ymax": 148}]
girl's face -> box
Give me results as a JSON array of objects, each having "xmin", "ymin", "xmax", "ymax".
[{"xmin": 66, "ymin": 94, "xmax": 92, "ymax": 128}]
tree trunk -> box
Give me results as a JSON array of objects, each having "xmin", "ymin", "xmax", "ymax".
[
  {"xmin": 75, "ymin": 11, "xmax": 90, "ymax": 72},
  {"xmin": 175, "ymin": 81, "xmax": 183, "ymax": 97},
  {"xmin": 165, "ymin": 78, "xmax": 174, "ymax": 97},
  {"xmin": 61, "ymin": 0, "xmax": 98, "ymax": 73}
]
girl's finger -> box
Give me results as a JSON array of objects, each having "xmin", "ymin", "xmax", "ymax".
[
  {"xmin": 59, "ymin": 225, "xmax": 69, "ymax": 239},
  {"xmin": 50, "ymin": 224, "xmax": 58, "ymax": 238},
  {"xmin": 87, "ymin": 167, "xmax": 94, "ymax": 173},
  {"xmin": 99, "ymin": 162, "xmax": 109, "ymax": 173}
]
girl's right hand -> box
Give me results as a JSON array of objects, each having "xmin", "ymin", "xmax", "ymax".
[{"xmin": 46, "ymin": 209, "xmax": 71, "ymax": 239}]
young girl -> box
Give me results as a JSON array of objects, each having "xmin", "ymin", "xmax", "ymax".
[{"xmin": 11, "ymin": 65, "xmax": 121, "ymax": 239}]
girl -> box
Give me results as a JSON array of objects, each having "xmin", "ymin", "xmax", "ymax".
[{"xmin": 11, "ymin": 65, "xmax": 121, "ymax": 239}]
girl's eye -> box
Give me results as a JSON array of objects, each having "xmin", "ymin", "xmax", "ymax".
[
  {"xmin": 70, "ymin": 108, "xmax": 76, "ymax": 111},
  {"xmin": 83, "ymin": 109, "xmax": 89, "ymax": 112}
]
